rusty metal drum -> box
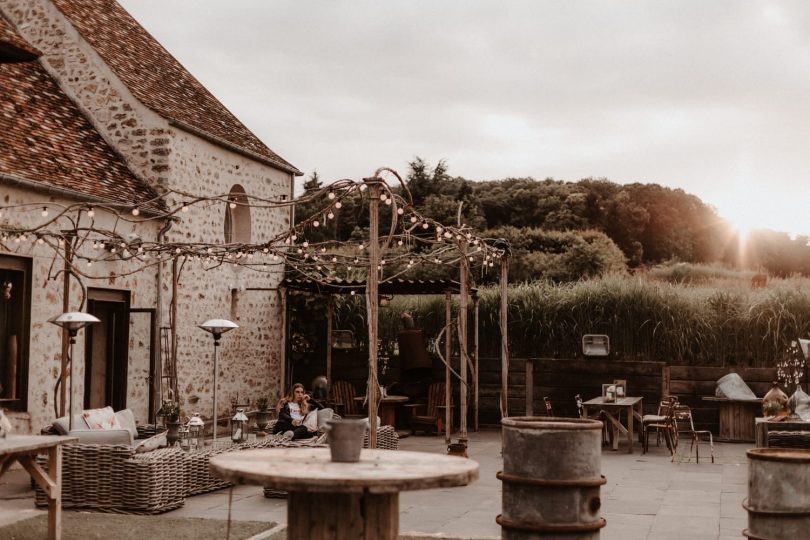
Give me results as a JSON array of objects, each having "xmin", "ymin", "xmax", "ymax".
[
  {"xmin": 498, "ymin": 416, "xmax": 606, "ymax": 539},
  {"xmin": 744, "ymin": 448, "xmax": 810, "ymax": 539}
]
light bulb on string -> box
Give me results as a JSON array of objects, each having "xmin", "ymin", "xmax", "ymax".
[
  {"xmin": 87, "ymin": 260, "xmax": 92, "ymax": 267},
  {"xmin": 229, "ymin": 200, "xmax": 237, "ymax": 209},
  {"xmin": 397, "ymin": 208, "xmax": 404, "ymax": 215},
  {"xmin": 41, "ymin": 207, "xmax": 48, "ymax": 217},
  {"xmin": 380, "ymin": 193, "xmax": 387, "ymax": 201},
  {"xmin": 358, "ymin": 243, "xmax": 364, "ymax": 251},
  {"xmin": 444, "ymin": 232, "xmax": 452, "ymax": 239},
  {"xmin": 303, "ymin": 241, "xmax": 309, "ymax": 248},
  {"xmin": 350, "ymin": 290, "xmax": 356, "ymax": 295},
  {"xmin": 58, "ymin": 238, "xmax": 64, "ymax": 247},
  {"xmin": 36, "ymin": 237, "xmax": 44, "ymax": 245},
  {"xmin": 422, "ymin": 222, "xmax": 429, "ymax": 229},
  {"xmin": 327, "ymin": 212, "xmax": 334, "ymax": 220},
  {"xmin": 397, "ymin": 240, "xmax": 403, "ymax": 246},
  {"xmin": 328, "ymin": 192, "xmax": 336, "ymax": 200},
  {"xmin": 87, "ymin": 207, "xmax": 95, "ymax": 218},
  {"xmin": 181, "ymin": 204, "xmax": 189, "ymax": 213},
  {"xmin": 359, "ymin": 184, "xmax": 367, "ymax": 191},
  {"xmin": 410, "ymin": 216, "xmax": 417, "ymax": 223},
  {"xmin": 436, "ymin": 226, "xmax": 443, "ymax": 233},
  {"xmin": 131, "ymin": 207, "xmax": 140, "ymax": 216},
  {"xmin": 313, "ymin": 220, "xmax": 320, "ymax": 228},
  {"xmin": 331, "ymin": 257, "xmax": 337, "ymax": 263},
  {"xmin": 335, "ymin": 201, "xmax": 342, "ymax": 209},
  {"xmin": 384, "ymin": 198, "xmax": 392, "ymax": 206}
]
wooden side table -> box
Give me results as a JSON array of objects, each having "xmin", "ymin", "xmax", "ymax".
[
  {"xmin": 702, "ymin": 397, "xmax": 762, "ymax": 442},
  {"xmin": 210, "ymin": 447, "xmax": 478, "ymax": 540},
  {"xmin": 0, "ymin": 435, "xmax": 77, "ymax": 540}
]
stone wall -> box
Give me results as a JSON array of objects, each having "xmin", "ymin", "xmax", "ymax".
[
  {"xmin": 1, "ymin": 0, "xmax": 295, "ymax": 429},
  {"xmin": 166, "ymin": 132, "xmax": 291, "ymax": 421},
  {"xmin": 1, "ymin": 186, "xmax": 160, "ymax": 431}
]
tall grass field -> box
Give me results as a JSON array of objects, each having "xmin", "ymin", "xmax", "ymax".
[{"xmin": 333, "ymin": 264, "xmax": 810, "ymax": 367}]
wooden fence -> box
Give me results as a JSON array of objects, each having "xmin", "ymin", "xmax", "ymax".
[{"xmin": 478, "ymin": 357, "xmax": 778, "ymax": 433}]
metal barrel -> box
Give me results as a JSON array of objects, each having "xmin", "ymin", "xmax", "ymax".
[
  {"xmin": 744, "ymin": 448, "xmax": 810, "ymax": 539},
  {"xmin": 498, "ymin": 416, "xmax": 606, "ymax": 539}
]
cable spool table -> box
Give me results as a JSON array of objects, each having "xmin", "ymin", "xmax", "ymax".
[{"xmin": 209, "ymin": 447, "xmax": 478, "ymax": 540}]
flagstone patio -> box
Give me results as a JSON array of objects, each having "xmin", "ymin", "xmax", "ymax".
[{"xmin": 0, "ymin": 429, "xmax": 751, "ymax": 540}]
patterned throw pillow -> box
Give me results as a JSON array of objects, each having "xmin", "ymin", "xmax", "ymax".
[{"xmin": 82, "ymin": 406, "xmax": 122, "ymax": 430}]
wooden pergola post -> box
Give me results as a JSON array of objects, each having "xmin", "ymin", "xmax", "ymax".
[
  {"xmin": 279, "ymin": 286, "xmax": 287, "ymax": 401},
  {"xmin": 473, "ymin": 293, "xmax": 479, "ymax": 432},
  {"xmin": 458, "ymin": 250, "xmax": 469, "ymax": 443},
  {"xmin": 365, "ymin": 178, "xmax": 382, "ymax": 448},
  {"xmin": 500, "ymin": 255, "xmax": 509, "ymax": 419},
  {"xmin": 444, "ymin": 291, "xmax": 452, "ymax": 445},
  {"xmin": 59, "ymin": 240, "xmax": 72, "ymax": 417},
  {"xmin": 325, "ymin": 296, "xmax": 333, "ymax": 387}
]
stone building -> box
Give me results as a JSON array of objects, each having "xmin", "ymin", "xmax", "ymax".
[{"xmin": 0, "ymin": 0, "xmax": 301, "ymax": 434}]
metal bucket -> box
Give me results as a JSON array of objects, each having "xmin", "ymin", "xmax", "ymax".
[
  {"xmin": 498, "ymin": 416, "xmax": 606, "ymax": 539},
  {"xmin": 744, "ymin": 448, "xmax": 810, "ymax": 539},
  {"xmin": 325, "ymin": 419, "xmax": 366, "ymax": 462}
]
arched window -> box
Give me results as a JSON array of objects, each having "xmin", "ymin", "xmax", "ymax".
[{"xmin": 224, "ymin": 185, "xmax": 251, "ymax": 244}]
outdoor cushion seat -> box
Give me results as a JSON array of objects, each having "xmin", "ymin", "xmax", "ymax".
[{"xmin": 49, "ymin": 407, "xmax": 138, "ymax": 446}]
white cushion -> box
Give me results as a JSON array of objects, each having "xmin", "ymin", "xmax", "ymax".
[
  {"xmin": 82, "ymin": 406, "xmax": 122, "ymax": 430},
  {"xmin": 317, "ymin": 408, "xmax": 334, "ymax": 430},
  {"xmin": 134, "ymin": 432, "xmax": 166, "ymax": 453},
  {"xmin": 303, "ymin": 410, "xmax": 319, "ymax": 432},
  {"xmin": 114, "ymin": 409, "xmax": 138, "ymax": 439}
]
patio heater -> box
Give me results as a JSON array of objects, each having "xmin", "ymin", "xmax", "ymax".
[
  {"xmin": 198, "ymin": 319, "xmax": 238, "ymax": 444},
  {"xmin": 49, "ymin": 312, "xmax": 100, "ymax": 431}
]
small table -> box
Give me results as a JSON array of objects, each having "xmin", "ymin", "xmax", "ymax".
[
  {"xmin": 702, "ymin": 397, "xmax": 762, "ymax": 442},
  {"xmin": 0, "ymin": 435, "xmax": 77, "ymax": 540},
  {"xmin": 210, "ymin": 447, "xmax": 478, "ymax": 540},
  {"xmin": 582, "ymin": 396, "xmax": 644, "ymax": 453},
  {"xmin": 354, "ymin": 395, "xmax": 409, "ymax": 427}
]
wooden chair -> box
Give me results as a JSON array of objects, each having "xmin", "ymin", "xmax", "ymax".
[
  {"xmin": 408, "ymin": 382, "xmax": 449, "ymax": 435},
  {"xmin": 330, "ymin": 380, "xmax": 362, "ymax": 417}
]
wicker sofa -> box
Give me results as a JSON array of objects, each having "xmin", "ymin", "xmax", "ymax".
[{"xmin": 35, "ymin": 417, "xmax": 399, "ymax": 513}]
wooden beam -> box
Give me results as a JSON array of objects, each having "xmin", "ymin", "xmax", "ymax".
[
  {"xmin": 458, "ymin": 245, "xmax": 468, "ymax": 442},
  {"xmin": 366, "ymin": 179, "xmax": 382, "ymax": 448},
  {"xmin": 473, "ymin": 295, "xmax": 480, "ymax": 431},
  {"xmin": 445, "ymin": 291, "xmax": 452, "ymax": 445},
  {"xmin": 500, "ymin": 256, "xmax": 509, "ymax": 418}
]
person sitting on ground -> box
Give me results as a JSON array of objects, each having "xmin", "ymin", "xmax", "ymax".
[{"xmin": 273, "ymin": 383, "xmax": 327, "ymax": 440}]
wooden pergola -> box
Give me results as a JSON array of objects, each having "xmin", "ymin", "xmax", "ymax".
[{"xmin": 281, "ymin": 277, "xmax": 485, "ymax": 443}]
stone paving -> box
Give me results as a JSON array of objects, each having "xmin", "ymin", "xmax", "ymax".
[{"xmin": 0, "ymin": 429, "xmax": 752, "ymax": 539}]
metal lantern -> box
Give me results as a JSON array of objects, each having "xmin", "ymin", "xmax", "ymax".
[
  {"xmin": 231, "ymin": 408, "xmax": 249, "ymax": 443},
  {"xmin": 187, "ymin": 413, "xmax": 205, "ymax": 450},
  {"xmin": 178, "ymin": 424, "xmax": 190, "ymax": 451}
]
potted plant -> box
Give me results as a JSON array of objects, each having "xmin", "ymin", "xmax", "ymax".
[
  {"xmin": 255, "ymin": 397, "xmax": 272, "ymax": 431},
  {"xmin": 157, "ymin": 400, "xmax": 181, "ymax": 446}
]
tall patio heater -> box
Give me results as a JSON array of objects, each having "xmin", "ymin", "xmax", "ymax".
[
  {"xmin": 49, "ymin": 312, "xmax": 100, "ymax": 431},
  {"xmin": 198, "ymin": 319, "xmax": 238, "ymax": 444}
]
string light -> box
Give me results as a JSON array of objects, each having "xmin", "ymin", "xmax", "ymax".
[
  {"xmin": 131, "ymin": 207, "xmax": 140, "ymax": 216},
  {"xmin": 335, "ymin": 202, "xmax": 342, "ymax": 209},
  {"xmin": 87, "ymin": 207, "xmax": 94, "ymax": 218},
  {"xmin": 181, "ymin": 204, "xmax": 189, "ymax": 213},
  {"xmin": 328, "ymin": 192, "xmax": 336, "ymax": 200},
  {"xmin": 41, "ymin": 207, "xmax": 48, "ymax": 217}
]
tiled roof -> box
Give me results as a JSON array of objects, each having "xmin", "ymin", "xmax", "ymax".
[
  {"xmin": 51, "ymin": 0, "xmax": 300, "ymax": 175},
  {"xmin": 0, "ymin": 14, "xmax": 41, "ymax": 62},
  {"xmin": 0, "ymin": 30, "xmax": 165, "ymax": 213}
]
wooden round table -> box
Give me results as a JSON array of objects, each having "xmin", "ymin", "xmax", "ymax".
[{"xmin": 209, "ymin": 447, "xmax": 478, "ymax": 540}]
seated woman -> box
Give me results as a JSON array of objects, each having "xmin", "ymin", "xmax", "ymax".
[{"xmin": 273, "ymin": 382, "xmax": 327, "ymax": 440}]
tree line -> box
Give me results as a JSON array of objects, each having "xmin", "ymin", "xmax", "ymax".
[{"xmin": 296, "ymin": 159, "xmax": 810, "ymax": 282}]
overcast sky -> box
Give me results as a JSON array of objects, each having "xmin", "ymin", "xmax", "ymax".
[{"xmin": 119, "ymin": 1, "xmax": 810, "ymax": 236}]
